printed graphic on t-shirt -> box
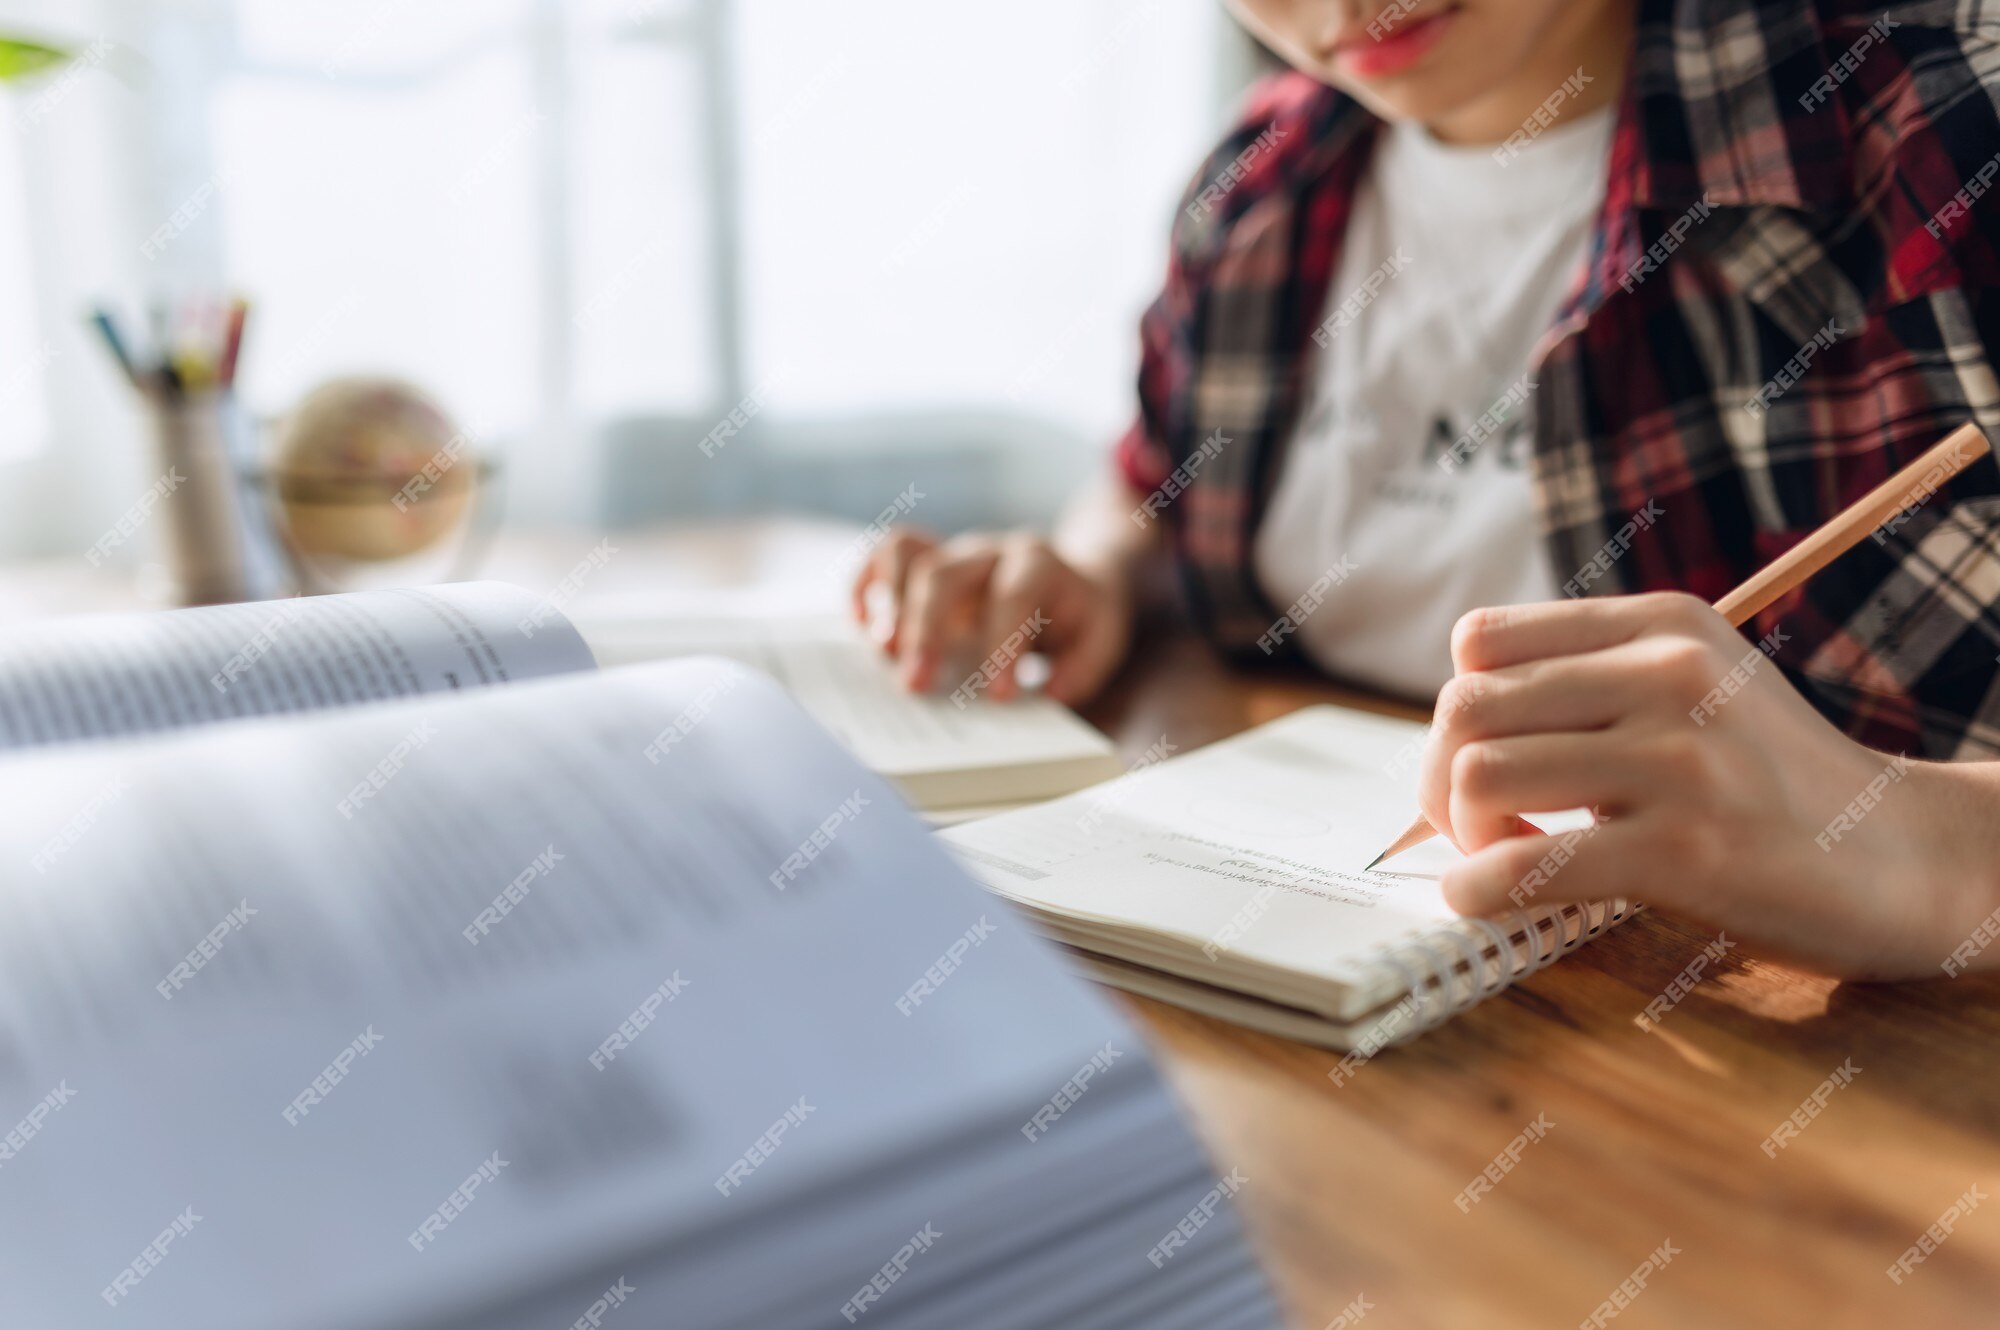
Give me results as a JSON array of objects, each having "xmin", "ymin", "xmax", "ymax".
[{"xmin": 1374, "ymin": 403, "xmax": 1534, "ymax": 511}]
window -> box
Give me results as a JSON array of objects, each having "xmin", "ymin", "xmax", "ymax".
[
  {"xmin": 1, "ymin": 0, "xmax": 1248, "ymax": 553},
  {"xmin": 217, "ymin": 0, "xmax": 718, "ymax": 522}
]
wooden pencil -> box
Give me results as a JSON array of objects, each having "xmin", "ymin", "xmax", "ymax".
[{"xmin": 1366, "ymin": 420, "xmax": 1995, "ymax": 870}]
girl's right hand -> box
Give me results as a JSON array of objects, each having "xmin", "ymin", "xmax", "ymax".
[{"xmin": 850, "ymin": 527, "xmax": 1136, "ymax": 705}]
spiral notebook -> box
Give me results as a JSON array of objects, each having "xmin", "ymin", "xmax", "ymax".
[{"xmin": 941, "ymin": 706, "xmax": 1635, "ymax": 1050}]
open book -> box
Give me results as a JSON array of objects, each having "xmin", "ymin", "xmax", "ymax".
[
  {"xmin": 942, "ymin": 706, "xmax": 1634, "ymax": 1051},
  {"xmin": 0, "ymin": 584, "xmax": 1122, "ymax": 816},
  {"xmin": 0, "ymin": 584, "xmax": 1279, "ymax": 1329},
  {"xmin": 578, "ymin": 612, "xmax": 1124, "ymax": 817}
]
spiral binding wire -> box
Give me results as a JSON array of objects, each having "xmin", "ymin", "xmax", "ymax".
[{"xmin": 1363, "ymin": 899, "xmax": 1638, "ymax": 1045}]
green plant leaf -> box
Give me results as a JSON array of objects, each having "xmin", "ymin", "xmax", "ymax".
[{"xmin": 0, "ymin": 37, "xmax": 72, "ymax": 82}]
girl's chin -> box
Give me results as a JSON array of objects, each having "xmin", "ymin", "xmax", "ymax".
[{"xmin": 1337, "ymin": 81, "xmax": 1479, "ymax": 132}]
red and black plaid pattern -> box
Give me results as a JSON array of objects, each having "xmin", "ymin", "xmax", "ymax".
[{"xmin": 1117, "ymin": 0, "xmax": 2000, "ymax": 759}]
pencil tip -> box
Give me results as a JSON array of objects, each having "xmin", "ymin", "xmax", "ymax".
[{"xmin": 1362, "ymin": 851, "xmax": 1385, "ymax": 872}]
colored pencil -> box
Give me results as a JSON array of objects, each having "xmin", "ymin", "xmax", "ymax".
[
  {"xmin": 217, "ymin": 297, "xmax": 248, "ymax": 388},
  {"xmin": 88, "ymin": 307, "xmax": 140, "ymax": 387}
]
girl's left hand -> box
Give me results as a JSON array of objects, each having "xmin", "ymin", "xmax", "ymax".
[{"xmin": 1416, "ymin": 592, "xmax": 1997, "ymax": 978}]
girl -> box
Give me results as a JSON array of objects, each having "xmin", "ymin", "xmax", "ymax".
[{"xmin": 853, "ymin": 0, "xmax": 2000, "ymax": 980}]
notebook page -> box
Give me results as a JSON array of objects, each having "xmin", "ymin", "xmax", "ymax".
[
  {"xmin": 941, "ymin": 705, "xmax": 1487, "ymax": 1015},
  {"xmin": 579, "ymin": 613, "xmax": 1118, "ymax": 792},
  {"xmin": 0, "ymin": 660, "xmax": 1197, "ymax": 1330},
  {"xmin": 0, "ymin": 582, "xmax": 596, "ymax": 750}
]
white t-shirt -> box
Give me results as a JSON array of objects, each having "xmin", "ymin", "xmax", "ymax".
[{"xmin": 1253, "ymin": 108, "xmax": 1614, "ymax": 698}]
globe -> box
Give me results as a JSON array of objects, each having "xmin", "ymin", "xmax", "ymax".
[{"xmin": 270, "ymin": 377, "xmax": 479, "ymax": 564}]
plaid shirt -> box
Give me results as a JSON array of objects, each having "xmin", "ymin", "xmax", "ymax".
[{"xmin": 1117, "ymin": 0, "xmax": 2000, "ymax": 759}]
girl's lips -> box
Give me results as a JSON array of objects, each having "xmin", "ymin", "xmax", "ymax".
[{"xmin": 1335, "ymin": 8, "xmax": 1459, "ymax": 80}]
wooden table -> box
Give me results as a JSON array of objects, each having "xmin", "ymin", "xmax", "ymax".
[
  {"xmin": 1089, "ymin": 629, "xmax": 2000, "ymax": 1330},
  {"xmin": 9, "ymin": 521, "xmax": 1998, "ymax": 1329}
]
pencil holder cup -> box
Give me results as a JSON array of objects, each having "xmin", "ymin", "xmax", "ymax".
[{"xmin": 137, "ymin": 389, "xmax": 292, "ymax": 606}]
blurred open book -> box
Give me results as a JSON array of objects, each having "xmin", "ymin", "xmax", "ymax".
[
  {"xmin": 0, "ymin": 583, "xmax": 1278, "ymax": 1329},
  {"xmin": 578, "ymin": 611, "xmax": 1124, "ymax": 819}
]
